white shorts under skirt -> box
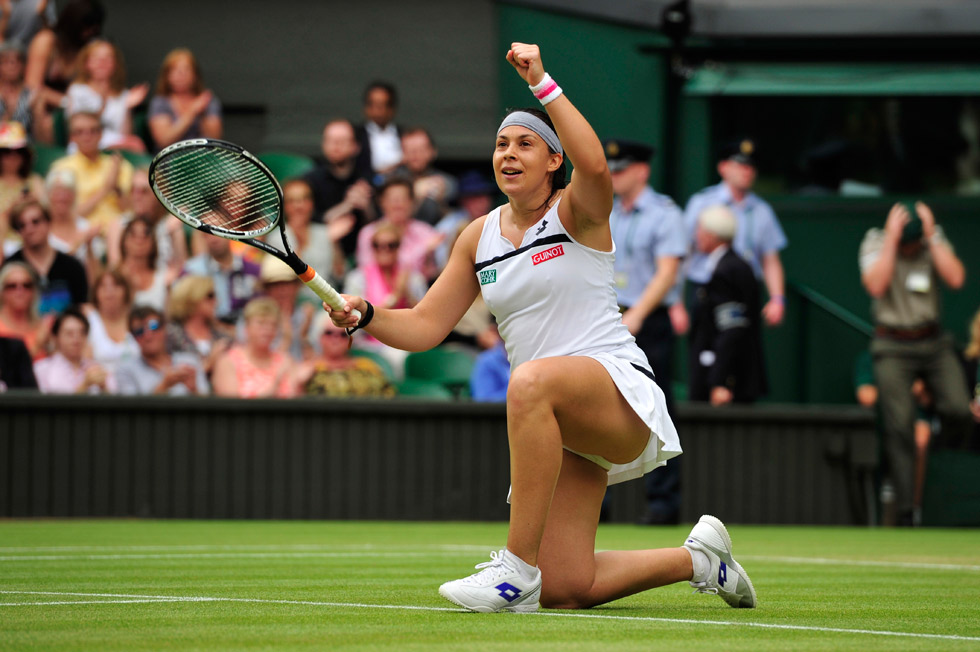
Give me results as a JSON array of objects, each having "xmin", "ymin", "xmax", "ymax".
[{"xmin": 565, "ymin": 351, "xmax": 683, "ymax": 486}]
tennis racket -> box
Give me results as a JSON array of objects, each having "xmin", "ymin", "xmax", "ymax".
[{"xmin": 149, "ymin": 138, "xmax": 357, "ymax": 319}]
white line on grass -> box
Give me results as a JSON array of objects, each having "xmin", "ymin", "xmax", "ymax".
[
  {"xmin": 740, "ymin": 555, "xmax": 980, "ymax": 572},
  {"xmin": 1, "ymin": 590, "xmax": 978, "ymax": 643},
  {"xmin": 2, "ymin": 548, "xmax": 976, "ymax": 572}
]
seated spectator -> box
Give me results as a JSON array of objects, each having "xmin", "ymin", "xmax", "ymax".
[
  {"xmin": 44, "ymin": 167, "xmax": 101, "ymax": 279},
  {"xmin": 24, "ymin": 0, "xmax": 104, "ymax": 111},
  {"xmin": 49, "ymin": 111, "xmax": 133, "ymax": 231},
  {"xmin": 82, "ymin": 266, "xmax": 138, "ymax": 372},
  {"xmin": 116, "ymin": 216, "xmax": 172, "ymax": 312},
  {"xmin": 297, "ymin": 311, "xmax": 395, "ymax": 398},
  {"xmin": 165, "ymin": 274, "xmax": 230, "ymax": 377},
  {"xmin": 345, "ymin": 223, "xmax": 426, "ymax": 378},
  {"xmin": 354, "ymin": 80, "xmax": 402, "ymax": 179},
  {"xmin": 302, "ymin": 118, "xmax": 374, "ymax": 257},
  {"xmin": 469, "ymin": 333, "xmax": 510, "ymax": 402},
  {"xmin": 387, "ymin": 127, "xmax": 457, "ymax": 225},
  {"xmin": 0, "ymin": 259, "xmax": 48, "ymax": 358},
  {"xmin": 107, "ymin": 167, "xmax": 186, "ymax": 273},
  {"xmin": 147, "ymin": 47, "xmax": 222, "ymax": 151},
  {"xmin": 4, "ymin": 199, "xmax": 87, "ymax": 315},
  {"xmin": 33, "ymin": 305, "xmax": 113, "ymax": 393},
  {"xmin": 0, "ymin": 42, "xmax": 46, "ymax": 143},
  {"xmin": 433, "ymin": 170, "xmax": 495, "ymax": 271},
  {"xmin": 115, "ymin": 305, "xmax": 208, "ymax": 396},
  {"xmin": 355, "ymin": 177, "xmax": 442, "ymax": 280},
  {"xmin": 211, "ymin": 296, "xmax": 296, "ymax": 398},
  {"xmin": 256, "ymin": 254, "xmax": 314, "ymax": 360},
  {"xmin": 0, "ymin": 120, "xmax": 42, "ymax": 255},
  {"xmin": 182, "ymin": 232, "xmax": 261, "ymax": 331},
  {"xmin": 0, "ymin": 334, "xmax": 36, "ymax": 389},
  {"xmin": 65, "ymin": 38, "xmax": 148, "ymax": 153},
  {"xmin": 265, "ymin": 178, "xmax": 350, "ymax": 298}
]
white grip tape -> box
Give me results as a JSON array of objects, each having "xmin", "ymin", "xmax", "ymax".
[{"xmin": 304, "ymin": 270, "xmax": 361, "ymax": 321}]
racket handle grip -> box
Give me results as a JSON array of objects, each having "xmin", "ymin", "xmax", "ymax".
[{"xmin": 302, "ymin": 268, "xmax": 362, "ymax": 321}]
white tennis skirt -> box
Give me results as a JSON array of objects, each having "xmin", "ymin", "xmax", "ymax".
[{"xmin": 566, "ymin": 350, "xmax": 683, "ymax": 486}]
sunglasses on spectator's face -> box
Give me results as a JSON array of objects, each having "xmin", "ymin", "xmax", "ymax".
[
  {"xmin": 2, "ymin": 280, "xmax": 33, "ymax": 291},
  {"xmin": 15, "ymin": 216, "xmax": 44, "ymax": 230},
  {"xmin": 372, "ymin": 240, "xmax": 400, "ymax": 251},
  {"xmin": 131, "ymin": 319, "xmax": 162, "ymax": 338},
  {"xmin": 321, "ymin": 329, "xmax": 347, "ymax": 338},
  {"xmin": 71, "ymin": 126, "xmax": 101, "ymax": 136}
]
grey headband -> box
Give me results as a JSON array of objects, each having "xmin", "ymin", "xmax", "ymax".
[{"xmin": 496, "ymin": 112, "xmax": 563, "ymax": 156}]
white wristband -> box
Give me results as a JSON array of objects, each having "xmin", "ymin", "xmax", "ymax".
[{"xmin": 529, "ymin": 72, "xmax": 563, "ymax": 106}]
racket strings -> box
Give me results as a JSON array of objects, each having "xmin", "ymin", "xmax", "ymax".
[{"xmin": 154, "ymin": 147, "xmax": 280, "ymax": 237}]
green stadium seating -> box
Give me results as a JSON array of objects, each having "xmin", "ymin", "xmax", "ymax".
[
  {"xmin": 32, "ymin": 142, "xmax": 66, "ymax": 176},
  {"xmin": 404, "ymin": 346, "xmax": 476, "ymax": 398},
  {"xmin": 349, "ymin": 348, "xmax": 396, "ymax": 381},
  {"xmin": 394, "ymin": 377, "xmax": 454, "ymax": 400},
  {"xmin": 120, "ymin": 150, "xmax": 153, "ymax": 170},
  {"xmin": 257, "ymin": 151, "xmax": 315, "ymax": 183}
]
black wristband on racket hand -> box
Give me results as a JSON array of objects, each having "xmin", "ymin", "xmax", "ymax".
[{"xmin": 346, "ymin": 300, "xmax": 374, "ymax": 335}]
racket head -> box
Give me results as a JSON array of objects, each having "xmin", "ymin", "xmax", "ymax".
[{"xmin": 149, "ymin": 138, "xmax": 283, "ymax": 241}]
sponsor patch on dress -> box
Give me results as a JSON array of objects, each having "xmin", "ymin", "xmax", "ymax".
[
  {"xmin": 479, "ymin": 269, "xmax": 497, "ymax": 285},
  {"xmin": 532, "ymin": 245, "xmax": 565, "ymax": 265}
]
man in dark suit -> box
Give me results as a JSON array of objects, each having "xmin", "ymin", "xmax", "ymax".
[
  {"xmin": 354, "ymin": 81, "xmax": 403, "ymax": 181},
  {"xmin": 688, "ymin": 205, "xmax": 768, "ymax": 405}
]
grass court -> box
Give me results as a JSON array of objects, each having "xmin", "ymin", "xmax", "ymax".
[{"xmin": 1, "ymin": 519, "xmax": 978, "ymax": 651}]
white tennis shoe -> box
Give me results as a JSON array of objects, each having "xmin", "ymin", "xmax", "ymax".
[
  {"xmin": 438, "ymin": 550, "xmax": 541, "ymax": 613},
  {"xmin": 684, "ymin": 514, "xmax": 757, "ymax": 608}
]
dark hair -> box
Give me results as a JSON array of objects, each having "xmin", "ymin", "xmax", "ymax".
[
  {"xmin": 9, "ymin": 199, "xmax": 49, "ymax": 230},
  {"xmin": 0, "ymin": 145, "xmax": 33, "ymax": 178},
  {"xmin": 54, "ymin": 0, "xmax": 105, "ymax": 54},
  {"xmin": 502, "ymin": 107, "xmax": 568, "ymax": 207},
  {"xmin": 363, "ymin": 81, "xmax": 398, "ymax": 108},
  {"xmin": 52, "ymin": 306, "xmax": 89, "ymax": 336},
  {"xmin": 379, "ymin": 176, "xmax": 414, "ymax": 200},
  {"xmin": 129, "ymin": 304, "xmax": 163, "ymax": 329},
  {"xmin": 402, "ymin": 125, "xmax": 435, "ymax": 149},
  {"xmin": 90, "ymin": 266, "xmax": 131, "ymax": 308}
]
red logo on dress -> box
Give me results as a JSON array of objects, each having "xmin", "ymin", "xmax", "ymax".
[{"xmin": 532, "ymin": 245, "xmax": 565, "ymax": 265}]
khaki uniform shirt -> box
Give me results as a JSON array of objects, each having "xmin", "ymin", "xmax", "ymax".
[{"xmin": 858, "ymin": 227, "xmax": 950, "ymax": 329}]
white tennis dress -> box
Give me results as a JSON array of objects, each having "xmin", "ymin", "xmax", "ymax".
[{"xmin": 476, "ymin": 199, "xmax": 682, "ymax": 485}]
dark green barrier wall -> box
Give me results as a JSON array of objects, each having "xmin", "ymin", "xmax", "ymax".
[{"xmin": 1, "ymin": 395, "xmax": 877, "ymax": 525}]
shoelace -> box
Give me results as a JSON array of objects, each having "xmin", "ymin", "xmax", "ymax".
[
  {"xmin": 463, "ymin": 549, "xmax": 512, "ymax": 585},
  {"xmin": 690, "ymin": 581, "xmax": 719, "ymax": 596}
]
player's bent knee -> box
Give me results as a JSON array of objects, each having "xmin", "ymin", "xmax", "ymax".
[{"xmin": 506, "ymin": 360, "xmax": 553, "ymax": 409}]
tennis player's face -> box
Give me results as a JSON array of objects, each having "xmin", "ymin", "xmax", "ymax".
[{"xmin": 493, "ymin": 127, "xmax": 557, "ymax": 195}]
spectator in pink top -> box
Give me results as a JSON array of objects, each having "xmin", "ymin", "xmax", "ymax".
[
  {"xmin": 356, "ymin": 177, "xmax": 443, "ymax": 282},
  {"xmin": 211, "ymin": 296, "xmax": 297, "ymax": 398},
  {"xmin": 33, "ymin": 305, "xmax": 114, "ymax": 393}
]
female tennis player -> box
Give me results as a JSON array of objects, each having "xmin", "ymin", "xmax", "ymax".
[{"xmin": 329, "ymin": 42, "xmax": 756, "ymax": 612}]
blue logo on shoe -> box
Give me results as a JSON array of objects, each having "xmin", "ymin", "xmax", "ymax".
[
  {"xmin": 718, "ymin": 561, "xmax": 728, "ymax": 586},
  {"xmin": 495, "ymin": 582, "xmax": 522, "ymax": 602}
]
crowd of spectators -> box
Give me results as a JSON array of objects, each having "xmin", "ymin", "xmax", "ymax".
[{"xmin": 0, "ymin": 2, "xmax": 976, "ymax": 463}]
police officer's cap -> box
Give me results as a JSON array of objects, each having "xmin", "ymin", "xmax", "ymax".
[
  {"xmin": 718, "ymin": 138, "xmax": 757, "ymax": 166},
  {"xmin": 603, "ymin": 139, "xmax": 655, "ymax": 172}
]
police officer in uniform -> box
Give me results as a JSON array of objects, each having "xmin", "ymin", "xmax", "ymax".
[
  {"xmin": 604, "ymin": 139, "xmax": 687, "ymax": 525},
  {"xmin": 859, "ymin": 201, "xmax": 971, "ymax": 526},
  {"xmin": 676, "ymin": 138, "xmax": 788, "ymax": 333}
]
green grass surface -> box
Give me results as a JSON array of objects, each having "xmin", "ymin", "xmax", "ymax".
[{"xmin": 1, "ymin": 520, "xmax": 978, "ymax": 651}]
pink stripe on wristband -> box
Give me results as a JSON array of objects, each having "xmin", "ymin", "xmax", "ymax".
[{"xmin": 534, "ymin": 81, "xmax": 559, "ymax": 100}]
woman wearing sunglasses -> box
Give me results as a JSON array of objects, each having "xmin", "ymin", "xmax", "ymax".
[{"xmin": 0, "ymin": 260, "xmax": 51, "ymax": 359}]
